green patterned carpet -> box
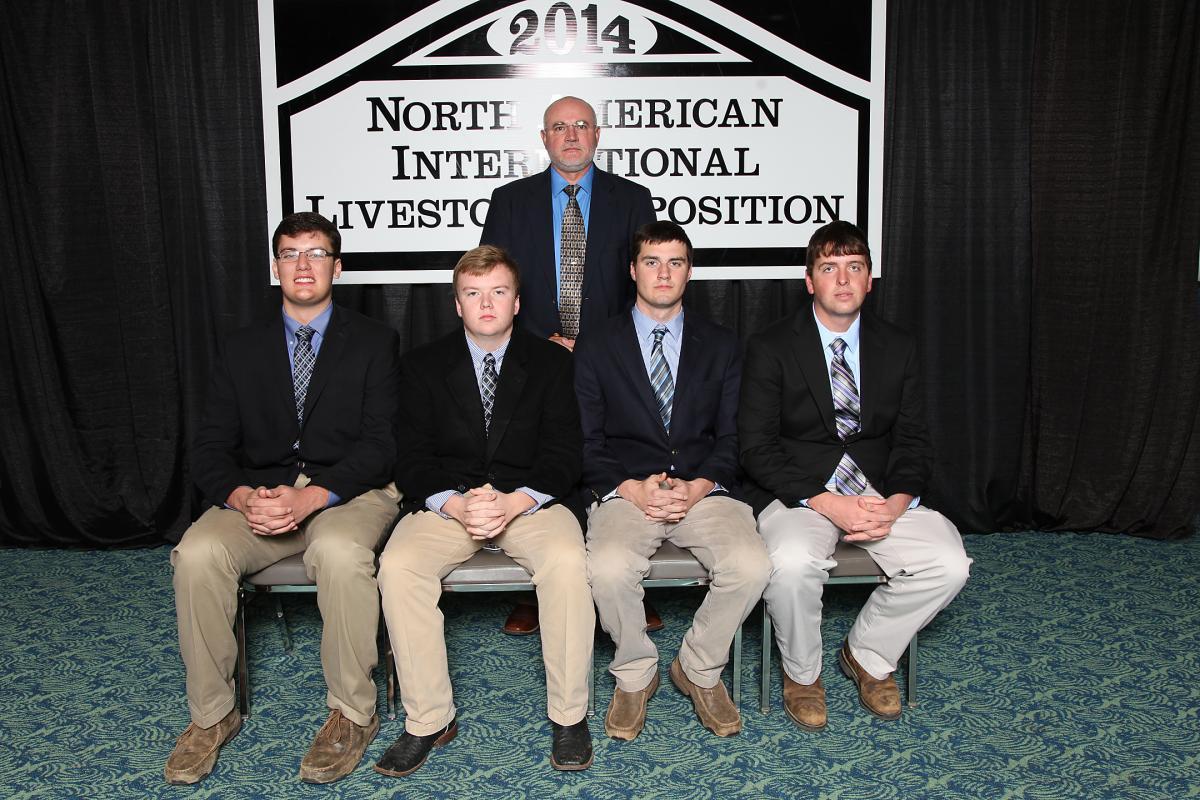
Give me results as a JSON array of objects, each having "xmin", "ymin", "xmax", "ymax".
[{"xmin": 1, "ymin": 531, "xmax": 1198, "ymax": 799}]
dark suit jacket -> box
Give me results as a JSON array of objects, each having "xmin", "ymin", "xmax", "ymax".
[
  {"xmin": 192, "ymin": 305, "xmax": 400, "ymax": 508},
  {"xmin": 394, "ymin": 327, "xmax": 584, "ymax": 524},
  {"xmin": 738, "ymin": 306, "xmax": 933, "ymax": 516},
  {"xmin": 573, "ymin": 310, "xmax": 743, "ymax": 501},
  {"xmin": 479, "ymin": 166, "xmax": 656, "ymax": 339}
]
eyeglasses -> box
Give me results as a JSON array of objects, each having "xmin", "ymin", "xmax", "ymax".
[
  {"xmin": 546, "ymin": 120, "xmax": 594, "ymax": 136},
  {"xmin": 276, "ymin": 248, "xmax": 334, "ymax": 262}
]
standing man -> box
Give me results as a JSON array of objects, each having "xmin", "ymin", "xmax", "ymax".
[
  {"xmin": 480, "ymin": 94, "xmax": 659, "ymax": 635},
  {"xmin": 575, "ymin": 221, "xmax": 771, "ymax": 740},
  {"xmin": 168, "ymin": 212, "xmax": 401, "ymax": 784},
  {"xmin": 738, "ymin": 220, "xmax": 971, "ymax": 730},
  {"xmin": 374, "ymin": 245, "xmax": 595, "ymax": 776},
  {"xmin": 480, "ymin": 94, "xmax": 656, "ymax": 349}
]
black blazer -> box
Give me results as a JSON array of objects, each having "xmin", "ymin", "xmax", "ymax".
[
  {"xmin": 738, "ymin": 306, "xmax": 933, "ymax": 516},
  {"xmin": 394, "ymin": 327, "xmax": 584, "ymax": 524},
  {"xmin": 479, "ymin": 166, "xmax": 656, "ymax": 339},
  {"xmin": 192, "ymin": 305, "xmax": 400, "ymax": 508},
  {"xmin": 573, "ymin": 310, "xmax": 743, "ymax": 501}
]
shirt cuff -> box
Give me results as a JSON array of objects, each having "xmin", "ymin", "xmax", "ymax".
[
  {"xmin": 517, "ymin": 487, "xmax": 553, "ymax": 514},
  {"xmin": 325, "ymin": 490, "xmax": 341, "ymax": 507},
  {"xmin": 426, "ymin": 490, "xmax": 461, "ymax": 518}
]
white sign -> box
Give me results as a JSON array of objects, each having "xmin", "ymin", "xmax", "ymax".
[{"xmin": 261, "ymin": 0, "xmax": 887, "ymax": 281}]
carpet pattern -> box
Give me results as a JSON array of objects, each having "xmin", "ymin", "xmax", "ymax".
[{"xmin": 1, "ymin": 531, "xmax": 1198, "ymax": 799}]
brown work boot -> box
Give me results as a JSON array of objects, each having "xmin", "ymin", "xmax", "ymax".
[
  {"xmin": 604, "ymin": 672, "xmax": 660, "ymax": 741},
  {"xmin": 669, "ymin": 658, "xmax": 741, "ymax": 737},
  {"xmin": 299, "ymin": 709, "xmax": 380, "ymax": 784},
  {"xmin": 782, "ymin": 673, "xmax": 826, "ymax": 730},
  {"xmin": 164, "ymin": 707, "xmax": 241, "ymax": 785},
  {"xmin": 839, "ymin": 641, "xmax": 901, "ymax": 720}
]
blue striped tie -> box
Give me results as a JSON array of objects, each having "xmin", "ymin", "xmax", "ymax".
[
  {"xmin": 650, "ymin": 326, "xmax": 674, "ymax": 434},
  {"xmin": 830, "ymin": 337, "xmax": 869, "ymax": 495},
  {"xmin": 292, "ymin": 325, "xmax": 316, "ymax": 452}
]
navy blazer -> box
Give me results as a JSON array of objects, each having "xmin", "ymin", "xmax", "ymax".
[
  {"xmin": 480, "ymin": 166, "xmax": 656, "ymax": 339},
  {"xmin": 394, "ymin": 327, "xmax": 585, "ymax": 525},
  {"xmin": 573, "ymin": 310, "xmax": 744, "ymax": 502},
  {"xmin": 738, "ymin": 306, "xmax": 933, "ymax": 516},
  {"xmin": 191, "ymin": 305, "xmax": 400, "ymax": 508}
]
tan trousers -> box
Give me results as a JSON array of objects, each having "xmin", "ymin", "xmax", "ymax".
[
  {"xmin": 379, "ymin": 504, "xmax": 594, "ymax": 735},
  {"xmin": 171, "ymin": 480, "xmax": 399, "ymax": 728},
  {"xmin": 586, "ymin": 495, "xmax": 772, "ymax": 692}
]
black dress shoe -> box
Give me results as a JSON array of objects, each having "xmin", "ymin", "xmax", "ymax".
[
  {"xmin": 373, "ymin": 719, "xmax": 458, "ymax": 778},
  {"xmin": 550, "ymin": 719, "xmax": 593, "ymax": 771}
]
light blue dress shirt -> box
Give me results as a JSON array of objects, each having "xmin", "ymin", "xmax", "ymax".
[
  {"xmin": 550, "ymin": 167, "xmax": 594, "ymax": 302},
  {"xmin": 425, "ymin": 333, "xmax": 553, "ymax": 516}
]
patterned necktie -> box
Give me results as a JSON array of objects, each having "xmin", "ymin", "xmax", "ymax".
[
  {"xmin": 830, "ymin": 337, "xmax": 869, "ymax": 495},
  {"xmin": 558, "ymin": 183, "xmax": 586, "ymax": 338},
  {"xmin": 481, "ymin": 353, "xmax": 497, "ymax": 435},
  {"xmin": 293, "ymin": 325, "xmax": 316, "ymax": 427},
  {"xmin": 650, "ymin": 326, "xmax": 674, "ymax": 433}
]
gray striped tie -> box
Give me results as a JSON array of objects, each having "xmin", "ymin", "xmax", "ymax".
[
  {"xmin": 830, "ymin": 337, "xmax": 868, "ymax": 495},
  {"xmin": 293, "ymin": 325, "xmax": 316, "ymax": 426},
  {"xmin": 481, "ymin": 353, "xmax": 497, "ymax": 435},
  {"xmin": 650, "ymin": 326, "xmax": 674, "ymax": 434},
  {"xmin": 558, "ymin": 184, "xmax": 585, "ymax": 338}
]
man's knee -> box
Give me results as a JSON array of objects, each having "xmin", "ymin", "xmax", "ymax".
[
  {"xmin": 766, "ymin": 540, "xmax": 831, "ymax": 587},
  {"xmin": 534, "ymin": 535, "xmax": 587, "ymax": 587},
  {"xmin": 172, "ymin": 521, "xmax": 237, "ymax": 583},
  {"xmin": 586, "ymin": 540, "xmax": 641, "ymax": 594},
  {"xmin": 716, "ymin": 540, "xmax": 772, "ymax": 595},
  {"xmin": 304, "ymin": 535, "xmax": 375, "ymax": 584}
]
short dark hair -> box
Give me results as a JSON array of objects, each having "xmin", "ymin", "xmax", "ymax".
[
  {"xmin": 632, "ymin": 220, "xmax": 693, "ymax": 265},
  {"xmin": 805, "ymin": 220, "xmax": 871, "ymax": 275},
  {"xmin": 452, "ymin": 245, "xmax": 521, "ymax": 294},
  {"xmin": 272, "ymin": 212, "xmax": 341, "ymax": 259}
]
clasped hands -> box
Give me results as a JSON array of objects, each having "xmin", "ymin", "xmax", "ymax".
[
  {"xmin": 808, "ymin": 492, "xmax": 913, "ymax": 542},
  {"xmin": 228, "ymin": 484, "xmax": 330, "ymax": 536},
  {"xmin": 618, "ymin": 472, "xmax": 713, "ymax": 523},
  {"xmin": 442, "ymin": 485, "xmax": 535, "ymax": 541}
]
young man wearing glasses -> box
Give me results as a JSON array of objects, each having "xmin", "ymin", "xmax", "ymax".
[{"xmin": 167, "ymin": 212, "xmax": 401, "ymax": 785}]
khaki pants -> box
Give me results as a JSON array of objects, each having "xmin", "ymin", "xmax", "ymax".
[
  {"xmin": 379, "ymin": 504, "xmax": 594, "ymax": 735},
  {"xmin": 586, "ymin": 495, "xmax": 771, "ymax": 692},
  {"xmin": 171, "ymin": 480, "xmax": 399, "ymax": 727}
]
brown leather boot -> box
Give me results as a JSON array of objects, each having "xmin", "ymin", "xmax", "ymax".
[
  {"xmin": 299, "ymin": 709, "xmax": 380, "ymax": 783},
  {"xmin": 604, "ymin": 672, "xmax": 659, "ymax": 741},
  {"xmin": 839, "ymin": 641, "xmax": 901, "ymax": 720},
  {"xmin": 782, "ymin": 673, "xmax": 826, "ymax": 730},
  {"xmin": 164, "ymin": 707, "xmax": 241, "ymax": 785},
  {"xmin": 669, "ymin": 658, "xmax": 741, "ymax": 737}
]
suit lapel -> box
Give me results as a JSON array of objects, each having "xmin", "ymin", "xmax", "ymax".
[
  {"xmin": 528, "ymin": 169, "xmax": 558, "ymax": 314},
  {"xmin": 793, "ymin": 309, "xmax": 839, "ymax": 438},
  {"xmin": 672, "ymin": 316, "xmax": 703, "ymax": 429},
  {"xmin": 300, "ymin": 306, "xmax": 348, "ymax": 429},
  {"xmin": 614, "ymin": 313, "xmax": 669, "ymax": 439},
  {"xmin": 445, "ymin": 335, "xmax": 487, "ymax": 449},
  {"xmin": 583, "ymin": 168, "xmax": 615, "ymax": 296},
  {"xmin": 485, "ymin": 333, "xmax": 528, "ymax": 462},
  {"xmin": 857, "ymin": 312, "xmax": 884, "ymax": 433},
  {"xmin": 266, "ymin": 316, "xmax": 299, "ymax": 432}
]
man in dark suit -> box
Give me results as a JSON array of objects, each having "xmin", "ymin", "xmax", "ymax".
[
  {"xmin": 168, "ymin": 212, "xmax": 401, "ymax": 785},
  {"xmin": 738, "ymin": 220, "xmax": 971, "ymax": 731},
  {"xmin": 374, "ymin": 246, "xmax": 595, "ymax": 777},
  {"xmin": 575, "ymin": 222, "xmax": 771, "ymax": 740},
  {"xmin": 480, "ymin": 95, "xmax": 656, "ymax": 349},
  {"xmin": 480, "ymin": 94, "xmax": 660, "ymax": 635}
]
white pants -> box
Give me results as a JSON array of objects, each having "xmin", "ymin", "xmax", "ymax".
[{"xmin": 758, "ymin": 497, "xmax": 971, "ymax": 683}]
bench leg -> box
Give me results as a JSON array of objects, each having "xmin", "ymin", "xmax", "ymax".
[
  {"xmin": 732, "ymin": 624, "xmax": 743, "ymax": 707},
  {"xmin": 760, "ymin": 604, "xmax": 772, "ymax": 714},
  {"xmin": 906, "ymin": 632, "xmax": 917, "ymax": 707},
  {"xmin": 236, "ymin": 588, "xmax": 250, "ymax": 718}
]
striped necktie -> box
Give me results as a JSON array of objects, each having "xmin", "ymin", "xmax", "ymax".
[
  {"xmin": 481, "ymin": 353, "xmax": 497, "ymax": 435},
  {"xmin": 830, "ymin": 337, "xmax": 869, "ymax": 495},
  {"xmin": 293, "ymin": 325, "xmax": 316, "ymax": 426},
  {"xmin": 558, "ymin": 183, "xmax": 585, "ymax": 338},
  {"xmin": 650, "ymin": 326, "xmax": 674, "ymax": 433}
]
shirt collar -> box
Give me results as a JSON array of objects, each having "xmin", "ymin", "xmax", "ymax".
[
  {"xmin": 283, "ymin": 304, "xmax": 333, "ymax": 339},
  {"xmin": 812, "ymin": 306, "xmax": 861, "ymax": 355},
  {"xmin": 632, "ymin": 304, "xmax": 684, "ymax": 342},
  {"xmin": 464, "ymin": 331, "xmax": 511, "ymax": 364},
  {"xmin": 550, "ymin": 165, "xmax": 594, "ymax": 198}
]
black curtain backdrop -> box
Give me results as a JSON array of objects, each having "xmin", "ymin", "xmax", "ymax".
[{"xmin": 0, "ymin": 0, "xmax": 1197, "ymax": 546}]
